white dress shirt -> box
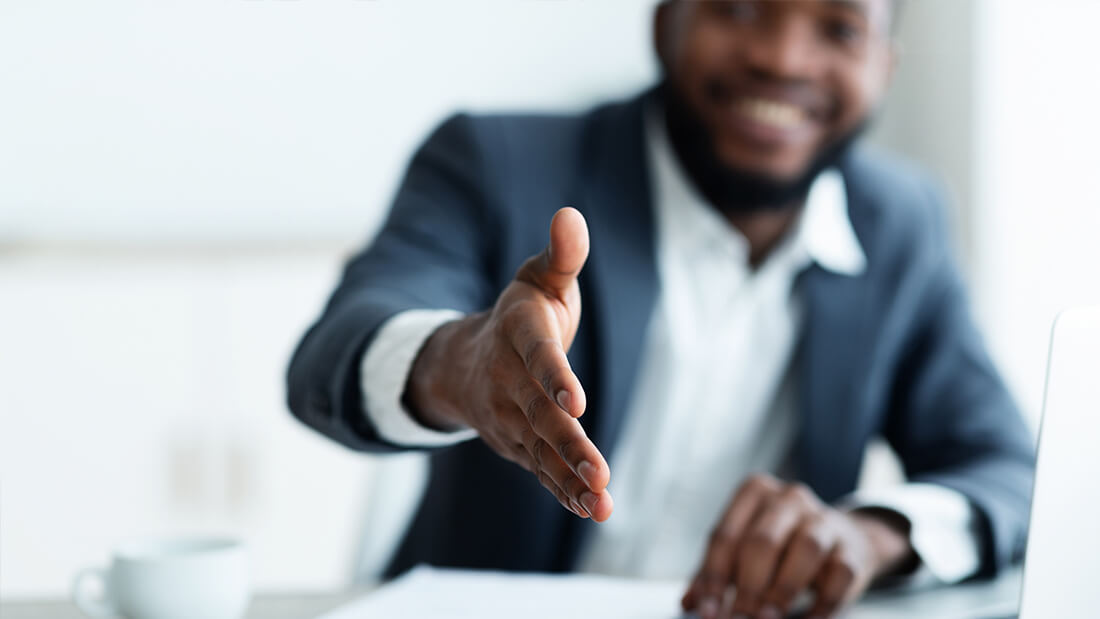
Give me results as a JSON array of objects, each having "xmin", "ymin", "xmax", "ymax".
[{"xmin": 359, "ymin": 106, "xmax": 981, "ymax": 583}]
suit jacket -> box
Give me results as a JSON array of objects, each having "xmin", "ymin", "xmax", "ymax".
[{"xmin": 286, "ymin": 88, "xmax": 1035, "ymax": 579}]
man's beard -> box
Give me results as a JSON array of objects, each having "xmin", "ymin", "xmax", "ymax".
[{"xmin": 658, "ymin": 81, "xmax": 869, "ymax": 215}]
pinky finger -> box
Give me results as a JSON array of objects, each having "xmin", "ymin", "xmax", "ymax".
[
  {"xmin": 494, "ymin": 437, "xmax": 585, "ymax": 519},
  {"xmin": 535, "ymin": 468, "xmax": 588, "ymax": 518}
]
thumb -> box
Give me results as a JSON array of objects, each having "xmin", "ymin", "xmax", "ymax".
[{"xmin": 521, "ymin": 207, "xmax": 589, "ymax": 295}]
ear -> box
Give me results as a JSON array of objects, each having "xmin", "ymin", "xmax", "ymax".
[
  {"xmin": 870, "ymin": 29, "xmax": 901, "ymax": 98},
  {"xmin": 884, "ymin": 38, "xmax": 900, "ymax": 86},
  {"xmin": 653, "ymin": 1, "xmax": 673, "ymax": 75}
]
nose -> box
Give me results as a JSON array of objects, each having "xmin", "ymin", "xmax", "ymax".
[{"xmin": 743, "ymin": 13, "xmax": 820, "ymax": 82}]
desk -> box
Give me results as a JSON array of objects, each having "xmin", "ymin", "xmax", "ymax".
[
  {"xmin": 0, "ymin": 591, "xmax": 371, "ymax": 619},
  {"xmin": 0, "ymin": 568, "xmax": 1021, "ymax": 619},
  {"xmin": 843, "ymin": 568, "xmax": 1021, "ymax": 618}
]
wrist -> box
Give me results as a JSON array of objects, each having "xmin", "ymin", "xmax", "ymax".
[
  {"xmin": 403, "ymin": 314, "xmax": 482, "ymax": 431},
  {"xmin": 848, "ymin": 508, "xmax": 919, "ymax": 579}
]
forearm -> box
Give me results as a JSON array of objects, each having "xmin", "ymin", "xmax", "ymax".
[
  {"xmin": 287, "ymin": 291, "xmax": 424, "ymax": 453},
  {"xmin": 912, "ymin": 454, "xmax": 1034, "ymax": 575}
]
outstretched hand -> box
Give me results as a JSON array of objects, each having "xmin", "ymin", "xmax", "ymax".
[{"xmin": 405, "ymin": 207, "xmax": 613, "ymax": 521}]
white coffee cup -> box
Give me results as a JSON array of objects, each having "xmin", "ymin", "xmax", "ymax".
[{"xmin": 72, "ymin": 537, "xmax": 250, "ymax": 619}]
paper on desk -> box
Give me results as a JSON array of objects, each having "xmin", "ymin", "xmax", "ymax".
[{"xmin": 317, "ymin": 565, "xmax": 693, "ymax": 619}]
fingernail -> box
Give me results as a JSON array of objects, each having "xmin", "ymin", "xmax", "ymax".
[
  {"xmin": 758, "ymin": 605, "xmax": 782, "ymax": 619},
  {"xmin": 555, "ymin": 390, "xmax": 571, "ymax": 412},
  {"xmin": 577, "ymin": 460, "xmax": 598, "ymax": 488},
  {"xmin": 569, "ymin": 500, "xmax": 587, "ymax": 518},
  {"xmin": 580, "ymin": 491, "xmax": 598, "ymax": 516},
  {"xmin": 698, "ymin": 598, "xmax": 719, "ymax": 619}
]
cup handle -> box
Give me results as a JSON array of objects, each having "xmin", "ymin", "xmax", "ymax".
[{"xmin": 72, "ymin": 567, "xmax": 118, "ymax": 618}]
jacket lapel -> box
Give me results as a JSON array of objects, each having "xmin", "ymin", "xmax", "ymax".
[
  {"xmin": 572, "ymin": 92, "xmax": 660, "ymax": 458},
  {"xmin": 795, "ymin": 159, "xmax": 882, "ymax": 502},
  {"xmin": 794, "ymin": 268, "xmax": 871, "ymax": 501}
]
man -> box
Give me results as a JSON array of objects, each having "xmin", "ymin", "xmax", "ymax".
[{"xmin": 287, "ymin": 1, "xmax": 1035, "ymax": 617}]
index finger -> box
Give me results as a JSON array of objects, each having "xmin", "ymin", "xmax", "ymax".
[
  {"xmin": 504, "ymin": 301, "xmax": 587, "ymax": 418},
  {"xmin": 508, "ymin": 373, "xmax": 609, "ymax": 496},
  {"xmin": 682, "ymin": 474, "xmax": 781, "ymax": 617}
]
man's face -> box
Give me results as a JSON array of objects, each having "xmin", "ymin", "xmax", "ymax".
[{"xmin": 656, "ymin": 0, "xmax": 895, "ymax": 183}]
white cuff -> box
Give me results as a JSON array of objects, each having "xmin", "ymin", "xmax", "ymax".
[
  {"xmin": 360, "ymin": 309, "xmax": 478, "ymax": 447},
  {"xmin": 842, "ymin": 482, "xmax": 982, "ymax": 586}
]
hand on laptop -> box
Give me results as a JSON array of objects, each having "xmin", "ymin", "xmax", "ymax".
[
  {"xmin": 682, "ymin": 473, "xmax": 916, "ymax": 619},
  {"xmin": 405, "ymin": 207, "xmax": 613, "ymax": 522}
]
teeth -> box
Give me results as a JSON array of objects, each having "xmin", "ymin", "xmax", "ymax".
[{"xmin": 736, "ymin": 97, "xmax": 805, "ymax": 129}]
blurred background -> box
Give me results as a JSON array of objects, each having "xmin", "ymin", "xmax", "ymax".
[{"xmin": 2, "ymin": 0, "xmax": 1098, "ymax": 598}]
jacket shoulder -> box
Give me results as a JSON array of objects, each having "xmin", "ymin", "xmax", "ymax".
[
  {"xmin": 841, "ymin": 144, "xmax": 957, "ymax": 267},
  {"xmin": 428, "ymin": 92, "xmax": 645, "ymax": 180},
  {"xmin": 430, "ymin": 107, "xmax": 594, "ymax": 166}
]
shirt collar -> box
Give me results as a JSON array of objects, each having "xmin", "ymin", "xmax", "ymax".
[{"xmin": 644, "ymin": 102, "xmax": 867, "ymax": 277}]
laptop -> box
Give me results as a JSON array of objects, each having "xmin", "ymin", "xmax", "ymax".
[{"xmin": 994, "ymin": 305, "xmax": 1100, "ymax": 618}]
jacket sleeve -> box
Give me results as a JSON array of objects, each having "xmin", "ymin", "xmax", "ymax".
[
  {"xmin": 883, "ymin": 182, "xmax": 1036, "ymax": 578},
  {"xmin": 286, "ymin": 113, "xmax": 500, "ymax": 453}
]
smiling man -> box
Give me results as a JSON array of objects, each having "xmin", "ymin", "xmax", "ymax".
[{"xmin": 287, "ymin": 1, "xmax": 1035, "ymax": 617}]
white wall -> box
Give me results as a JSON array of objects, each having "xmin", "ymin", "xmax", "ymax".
[
  {"xmin": 0, "ymin": 0, "xmax": 656, "ymax": 245},
  {"xmin": 869, "ymin": 0, "xmax": 978, "ymax": 268},
  {"xmin": 971, "ymin": 0, "xmax": 1100, "ymax": 428},
  {"xmin": 0, "ymin": 247, "xmax": 371, "ymax": 594},
  {"xmin": 0, "ymin": 0, "xmax": 655, "ymax": 598}
]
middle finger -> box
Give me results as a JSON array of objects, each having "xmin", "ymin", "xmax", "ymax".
[
  {"xmin": 506, "ymin": 370, "xmax": 610, "ymax": 495},
  {"xmin": 729, "ymin": 492, "xmax": 810, "ymax": 617}
]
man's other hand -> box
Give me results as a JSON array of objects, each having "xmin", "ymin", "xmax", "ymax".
[
  {"xmin": 404, "ymin": 207, "xmax": 613, "ymax": 522},
  {"xmin": 681, "ymin": 474, "xmax": 917, "ymax": 619}
]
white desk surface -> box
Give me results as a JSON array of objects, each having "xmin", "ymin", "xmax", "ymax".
[
  {"xmin": 0, "ymin": 567, "xmax": 1021, "ymax": 619},
  {"xmin": 843, "ymin": 567, "xmax": 1020, "ymax": 618},
  {"xmin": 0, "ymin": 590, "xmax": 369, "ymax": 619}
]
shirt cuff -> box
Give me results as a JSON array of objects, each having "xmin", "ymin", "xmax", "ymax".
[
  {"xmin": 360, "ymin": 308, "xmax": 478, "ymax": 447},
  {"xmin": 840, "ymin": 482, "xmax": 982, "ymax": 586}
]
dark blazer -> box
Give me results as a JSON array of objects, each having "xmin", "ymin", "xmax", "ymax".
[{"xmin": 286, "ymin": 89, "xmax": 1035, "ymax": 579}]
